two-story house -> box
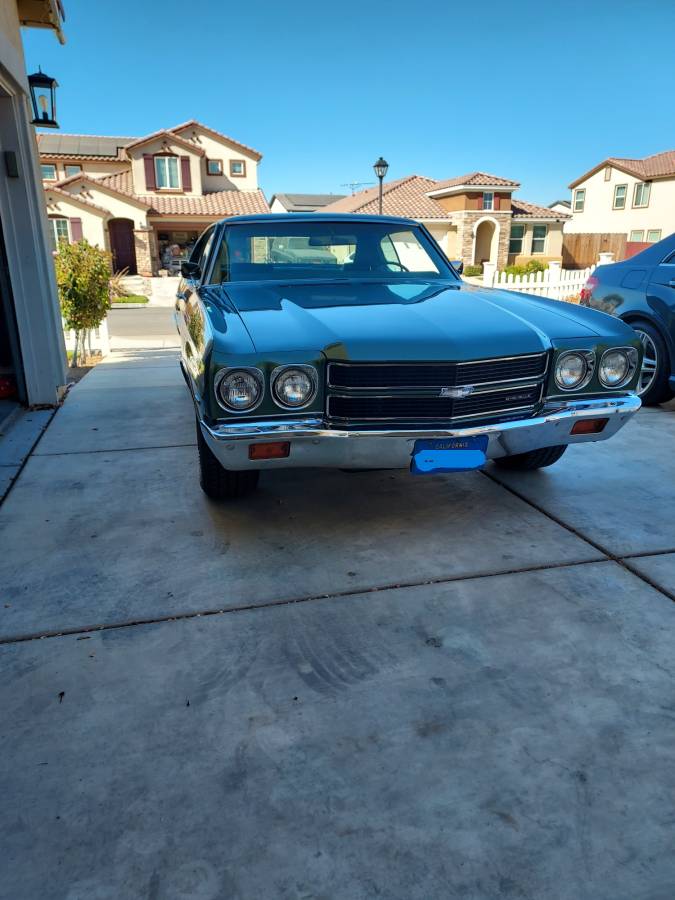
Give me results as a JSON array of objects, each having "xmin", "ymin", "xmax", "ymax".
[
  {"xmin": 566, "ymin": 151, "xmax": 675, "ymax": 246},
  {"xmin": 38, "ymin": 121, "xmax": 269, "ymax": 275},
  {"xmin": 322, "ymin": 172, "xmax": 569, "ymax": 270}
]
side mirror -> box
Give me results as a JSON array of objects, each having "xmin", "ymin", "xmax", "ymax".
[
  {"xmin": 181, "ymin": 260, "xmax": 201, "ymax": 280},
  {"xmin": 451, "ymin": 259, "xmax": 464, "ymax": 275}
]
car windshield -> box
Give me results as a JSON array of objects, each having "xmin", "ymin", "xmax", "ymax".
[{"xmin": 211, "ymin": 220, "xmax": 455, "ymax": 283}]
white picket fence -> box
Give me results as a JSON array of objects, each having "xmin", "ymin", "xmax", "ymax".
[
  {"xmin": 476, "ymin": 252, "xmax": 615, "ymax": 302},
  {"xmin": 484, "ymin": 261, "xmax": 593, "ymax": 300}
]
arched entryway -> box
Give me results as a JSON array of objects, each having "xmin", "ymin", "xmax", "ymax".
[
  {"xmin": 108, "ymin": 218, "xmax": 137, "ymax": 274},
  {"xmin": 472, "ymin": 217, "xmax": 499, "ymax": 267}
]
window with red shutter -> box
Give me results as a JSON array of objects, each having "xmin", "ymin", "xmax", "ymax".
[
  {"xmin": 180, "ymin": 156, "xmax": 192, "ymax": 191},
  {"xmin": 143, "ymin": 154, "xmax": 156, "ymax": 191},
  {"xmin": 69, "ymin": 218, "xmax": 83, "ymax": 242}
]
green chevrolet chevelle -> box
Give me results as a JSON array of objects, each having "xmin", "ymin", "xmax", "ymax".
[{"xmin": 175, "ymin": 214, "xmax": 641, "ymax": 499}]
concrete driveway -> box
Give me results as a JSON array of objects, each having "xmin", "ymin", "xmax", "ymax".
[{"xmin": 1, "ymin": 309, "xmax": 674, "ymax": 899}]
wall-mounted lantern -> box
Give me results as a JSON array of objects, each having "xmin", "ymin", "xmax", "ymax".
[{"xmin": 28, "ymin": 69, "xmax": 59, "ymax": 129}]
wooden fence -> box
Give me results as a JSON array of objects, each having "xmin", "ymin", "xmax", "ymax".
[{"xmin": 562, "ymin": 233, "xmax": 626, "ymax": 269}]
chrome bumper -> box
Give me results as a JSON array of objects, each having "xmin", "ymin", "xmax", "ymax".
[{"xmin": 200, "ymin": 394, "xmax": 641, "ymax": 471}]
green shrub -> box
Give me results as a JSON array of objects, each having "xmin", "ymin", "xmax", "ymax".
[
  {"xmin": 463, "ymin": 265, "xmax": 483, "ymax": 277},
  {"xmin": 55, "ymin": 240, "xmax": 111, "ymax": 365},
  {"xmin": 504, "ymin": 260, "xmax": 549, "ymax": 277}
]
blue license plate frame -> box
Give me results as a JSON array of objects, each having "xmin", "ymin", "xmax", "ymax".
[{"xmin": 411, "ymin": 435, "xmax": 489, "ymax": 474}]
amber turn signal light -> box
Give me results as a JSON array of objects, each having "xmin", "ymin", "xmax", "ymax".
[
  {"xmin": 248, "ymin": 441, "xmax": 291, "ymax": 460},
  {"xmin": 571, "ymin": 418, "xmax": 608, "ymax": 435}
]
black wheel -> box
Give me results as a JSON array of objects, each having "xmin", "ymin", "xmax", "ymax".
[
  {"xmin": 630, "ymin": 319, "xmax": 674, "ymax": 406},
  {"xmin": 196, "ymin": 420, "xmax": 259, "ymax": 500},
  {"xmin": 493, "ymin": 444, "xmax": 568, "ymax": 471}
]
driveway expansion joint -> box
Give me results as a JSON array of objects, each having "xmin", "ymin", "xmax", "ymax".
[
  {"xmin": 482, "ymin": 469, "xmax": 675, "ymax": 603},
  {"xmin": 0, "ymin": 555, "xmax": 609, "ymax": 645}
]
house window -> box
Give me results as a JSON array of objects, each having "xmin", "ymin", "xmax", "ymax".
[
  {"xmin": 531, "ymin": 224, "xmax": 547, "ymax": 254},
  {"xmin": 604, "ymin": 167, "xmax": 612, "ymax": 181},
  {"xmin": 230, "ymin": 159, "xmax": 246, "ymax": 177},
  {"xmin": 646, "ymin": 229, "xmax": 662, "ymax": 243},
  {"xmin": 64, "ymin": 164, "xmax": 82, "ymax": 177},
  {"xmin": 49, "ymin": 217, "xmax": 69, "ymax": 250},
  {"xmin": 207, "ymin": 159, "xmax": 223, "ymax": 176},
  {"xmin": 629, "ymin": 230, "xmax": 645, "ymax": 242},
  {"xmin": 613, "ymin": 184, "xmax": 627, "ymax": 209},
  {"xmin": 155, "ymin": 155, "xmax": 180, "ymax": 189},
  {"xmin": 633, "ymin": 182, "xmax": 651, "ymax": 208},
  {"xmin": 573, "ymin": 189, "xmax": 585, "ymax": 211},
  {"xmin": 509, "ymin": 224, "xmax": 524, "ymax": 255},
  {"xmin": 482, "ymin": 191, "xmax": 494, "ymax": 211},
  {"xmin": 41, "ymin": 163, "xmax": 57, "ymax": 180}
]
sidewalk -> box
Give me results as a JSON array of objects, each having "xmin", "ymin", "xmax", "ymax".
[{"xmin": 1, "ymin": 343, "xmax": 675, "ymax": 898}]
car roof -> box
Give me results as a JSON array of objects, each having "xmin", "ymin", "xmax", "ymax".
[{"xmin": 221, "ymin": 213, "xmax": 418, "ymax": 226}]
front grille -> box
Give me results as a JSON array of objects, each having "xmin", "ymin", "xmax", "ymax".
[
  {"xmin": 328, "ymin": 354, "xmax": 547, "ymax": 389},
  {"xmin": 328, "ymin": 384, "xmax": 542, "ymax": 422},
  {"xmin": 325, "ymin": 353, "xmax": 548, "ymax": 427}
]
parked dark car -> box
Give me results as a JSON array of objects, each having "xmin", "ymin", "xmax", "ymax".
[
  {"xmin": 176, "ymin": 214, "xmax": 641, "ymax": 500},
  {"xmin": 581, "ymin": 232, "xmax": 675, "ymax": 405}
]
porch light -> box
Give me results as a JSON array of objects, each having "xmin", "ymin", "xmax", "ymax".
[
  {"xmin": 373, "ymin": 157, "xmax": 389, "ymax": 214},
  {"xmin": 28, "ymin": 69, "xmax": 59, "ymax": 129}
]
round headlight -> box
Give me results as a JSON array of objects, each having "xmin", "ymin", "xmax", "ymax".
[
  {"xmin": 215, "ymin": 368, "xmax": 263, "ymax": 412},
  {"xmin": 554, "ymin": 351, "xmax": 592, "ymax": 391},
  {"xmin": 272, "ymin": 366, "xmax": 317, "ymax": 408},
  {"xmin": 598, "ymin": 350, "xmax": 635, "ymax": 387}
]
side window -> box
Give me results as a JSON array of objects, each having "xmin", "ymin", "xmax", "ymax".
[{"xmin": 188, "ymin": 227, "xmax": 215, "ymax": 280}]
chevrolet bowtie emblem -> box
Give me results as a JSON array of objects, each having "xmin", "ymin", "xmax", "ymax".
[{"xmin": 440, "ymin": 385, "xmax": 475, "ymax": 398}]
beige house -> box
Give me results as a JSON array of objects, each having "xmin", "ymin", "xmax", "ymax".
[
  {"xmin": 567, "ymin": 151, "xmax": 675, "ymax": 245},
  {"xmin": 1, "ymin": 0, "xmax": 68, "ymax": 407},
  {"xmin": 38, "ymin": 121, "xmax": 269, "ymax": 275},
  {"xmin": 322, "ymin": 173, "xmax": 568, "ymax": 270}
]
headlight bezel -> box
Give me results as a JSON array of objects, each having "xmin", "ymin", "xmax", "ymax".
[
  {"xmin": 271, "ymin": 364, "xmax": 319, "ymax": 410},
  {"xmin": 214, "ymin": 366, "xmax": 265, "ymax": 414},
  {"xmin": 598, "ymin": 346, "xmax": 639, "ymax": 389},
  {"xmin": 554, "ymin": 350, "xmax": 596, "ymax": 392}
]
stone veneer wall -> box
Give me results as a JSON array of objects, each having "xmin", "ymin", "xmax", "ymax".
[
  {"xmin": 134, "ymin": 228, "xmax": 155, "ymax": 277},
  {"xmin": 455, "ymin": 211, "xmax": 512, "ymax": 270}
]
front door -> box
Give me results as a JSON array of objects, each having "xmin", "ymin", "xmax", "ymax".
[{"xmin": 108, "ymin": 218, "xmax": 137, "ymax": 274}]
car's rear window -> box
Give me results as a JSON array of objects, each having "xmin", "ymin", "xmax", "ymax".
[{"xmin": 211, "ymin": 221, "xmax": 453, "ymax": 283}]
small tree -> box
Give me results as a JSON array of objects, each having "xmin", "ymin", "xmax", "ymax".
[{"xmin": 55, "ymin": 240, "xmax": 111, "ymax": 366}]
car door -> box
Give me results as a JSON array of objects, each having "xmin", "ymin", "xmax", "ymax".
[
  {"xmin": 646, "ymin": 248, "xmax": 675, "ymax": 367},
  {"xmin": 176, "ymin": 225, "xmax": 216, "ymax": 382}
]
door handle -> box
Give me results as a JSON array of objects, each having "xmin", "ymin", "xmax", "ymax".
[{"xmin": 668, "ymin": 279, "xmax": 675, "ymax": 288}]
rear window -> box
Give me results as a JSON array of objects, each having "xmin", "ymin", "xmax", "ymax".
[{"xmin": 211, "ymin": 221, "xmax": 452, "ymax": 283}]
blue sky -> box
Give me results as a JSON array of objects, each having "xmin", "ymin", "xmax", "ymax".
[{"xmin": 24, "ymin": 0, "xmax": 675, "ymax": 206}]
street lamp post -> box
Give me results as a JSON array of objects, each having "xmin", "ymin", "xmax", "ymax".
[{"xmin": 373, "ymin": 157, "xmax": 389, "ymax": 214}]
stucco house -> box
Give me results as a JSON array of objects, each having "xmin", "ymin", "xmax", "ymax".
[
  {"xmin": 322, "ymin": 173, "xmax": 569, "ymax": 270},
  {"xmin": 38, "ymin": 121, "xmax": 269, "ymax": 275},
  {"xmin": 270, "ymin": 193, "xmax": 347, "ymax": 213},
  {"xmin": 1, "ymin": 0, "xmax": 68, "ymax": 409},
  {"xmin": 566, "ymin": 150, "xmax": 675, "ymax": 245}
]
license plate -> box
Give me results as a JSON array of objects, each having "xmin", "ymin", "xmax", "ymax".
[{"xmin": 411, "ymin": 436, "xmax": 489, "ymax": 474}]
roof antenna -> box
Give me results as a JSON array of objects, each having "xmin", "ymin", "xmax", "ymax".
[{"xmin": 341, "ymin": 180, "xmax": 375, "ymax": 195}]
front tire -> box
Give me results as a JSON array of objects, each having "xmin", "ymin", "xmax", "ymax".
[
  {"xmin": 493, "ymin": 444, "xmax": 567, "ymax": 471},
  {"xmin": 196, "ymin": 420, "xmax": 259, "ymax": 500},
  {"xmin": 631, "ymin": 319, "xmax": 674, "ymax": 406}
]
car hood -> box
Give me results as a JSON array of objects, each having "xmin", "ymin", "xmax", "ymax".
[{"xmin": 219, "ymin": 279, "xmax": 608, "ymax": 361}]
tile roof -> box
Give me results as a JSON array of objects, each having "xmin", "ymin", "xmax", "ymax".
[
  {"xmin": 97, "ymin": 170, "xmax": 269, "ymax": 217},
  {"xmin": 44, "ymin": 185, "xmax": 112, "ymax": 216},
  {"xmin": 512, "ymin": 199, "xmax": 570, "ymax": 219},
  {"xmin": 431, "ymin": 171, "xmax": 521, "ymax": 191},
  {"xmin": 322, "ymin": 175, "xmax": 447, "ymax": 218},
  {"xmin": 569, "ymin": 150, "xmax": 675, "ymax": 188},
  {"xmin": 122, "ymin": 129, "xmax": 206, "ymax": 157},
  {"xmin": 322, "ymin": 175, "xmax": 568, "ymax": 222},
  {"xmin": 271, "ymin": 193, "xmax": 347, "ymax": 211},
  {"xmin": 170, "ymin": 121, "xmax": 263, "ymax": 161},
  {"xmin": 36, "ymin": 133, "xmax": 135, "ymax": 158}
]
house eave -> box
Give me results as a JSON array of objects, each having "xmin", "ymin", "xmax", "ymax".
[
  {"xmin": 426, "ymin": 184, "xmax": 517, "ymax": 198},
  {"xmin": 17, "ymin": 0, "xmax": 66, "ymax": 44}
]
